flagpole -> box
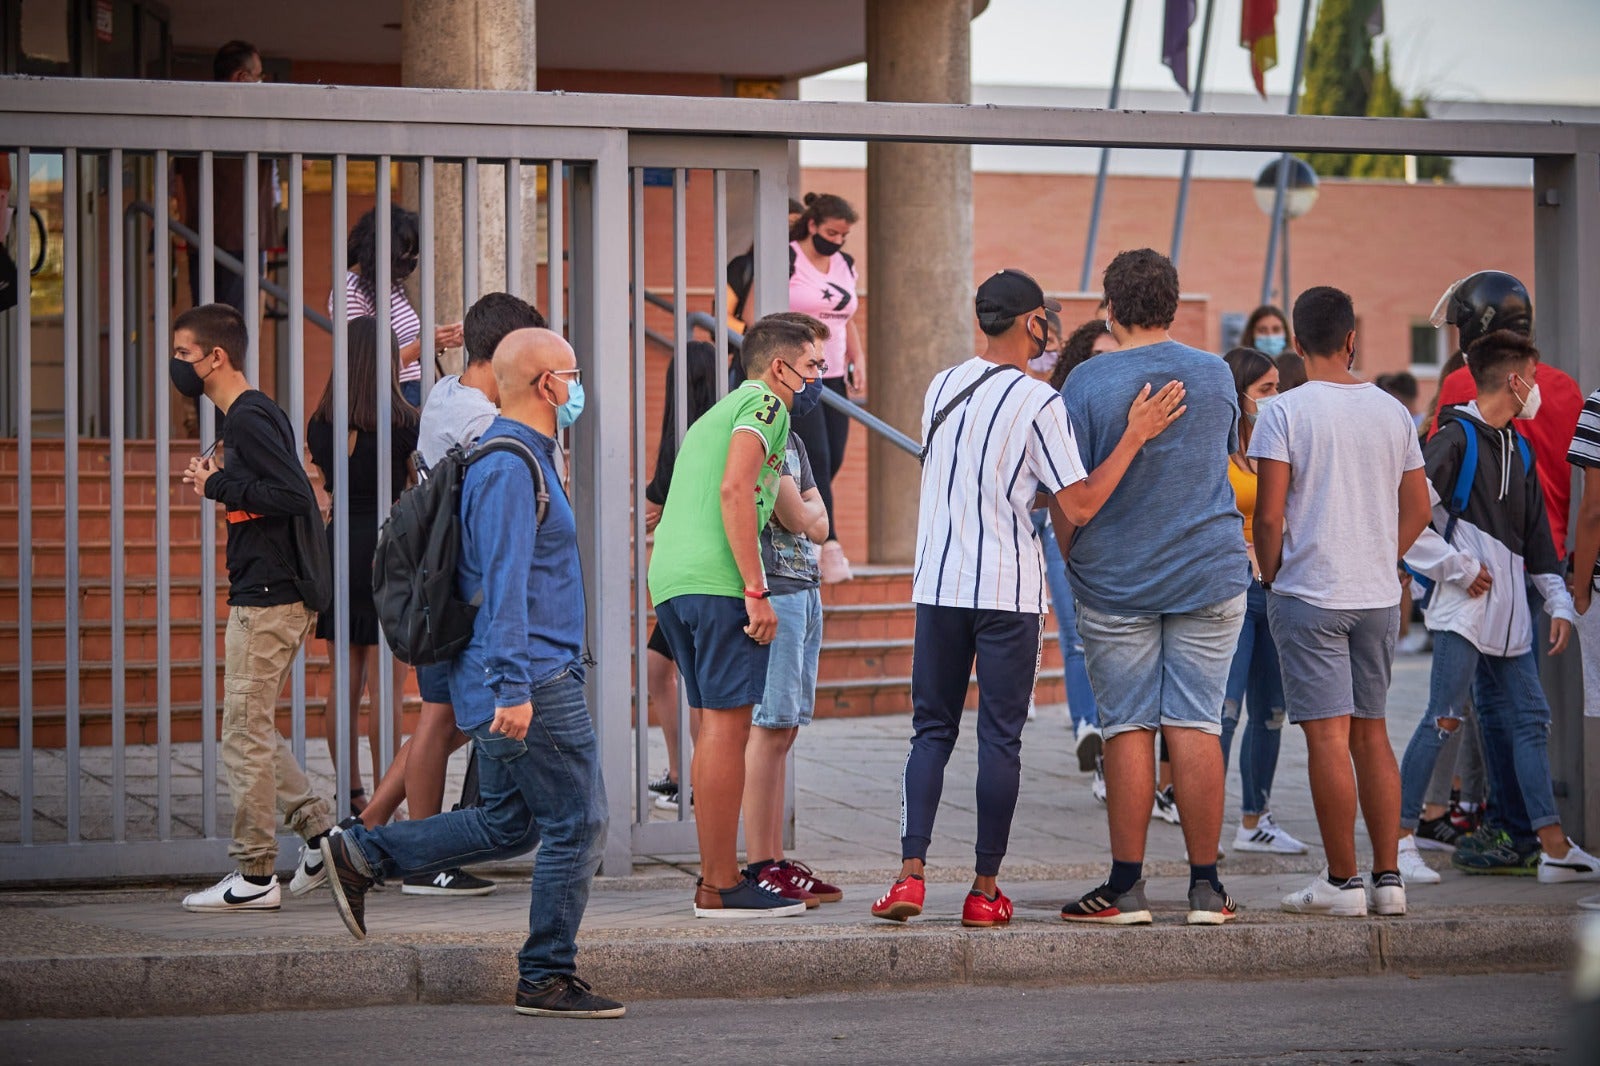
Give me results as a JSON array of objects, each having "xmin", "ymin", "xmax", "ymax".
[
  {"xmin": 1080, "ymin": 0, "xmax": 1136, "ymax": 293},
  {"xmin": 1260, "ymin": 0, "xmax": 1314, "ymax": 307},
  {"xmin": 1169, "ymin": 0, "xmax": 1217, "ymax": 268}
]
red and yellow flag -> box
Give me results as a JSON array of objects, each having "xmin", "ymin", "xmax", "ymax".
[{"xmin": 1241, "ymin": 0, "xmax": 1278, "ymax": 98}]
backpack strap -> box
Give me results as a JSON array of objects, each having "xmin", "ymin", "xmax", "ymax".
[
  {"xmin": 1447, "ymin": 423, "xmax": 1479, "ymax": 519},
  {"xmin": 1515, "ymin": 431, "xmax": 1534, "ymax": 474},
  {"xmin": 468, "ymin": 437, "xmax": 550, "ymax": 525},
  {"xmin": 918, "ymin": 364, "xmax": 1021, "ymax": 466}
]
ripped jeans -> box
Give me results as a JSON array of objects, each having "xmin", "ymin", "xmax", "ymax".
[
  {"xmin": 1399, "ymin": 628, "xmax": 1559, "ymax": 836},
  {"xmin": 1219, "ymin": 579, "xmax": 1285, "ymax": 816}
]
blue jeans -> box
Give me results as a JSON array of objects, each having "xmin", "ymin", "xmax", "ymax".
[
  {"xmin": 401, "ymin": 379, "xmax": 422, "ymax": 410},
  {"xmin": 1032, "ymin": 510, "xmax": 1097, "ymax": 729},
  {"xmin": 344, "ymin": 671, "xmax": 607, "ymax": 985},
  {"xmin": 1220, "ymin": 579, "xmax": 1284, "ymax": 816},
  {"xmin": 752, "ymin": 587, "xmax": 823, "ymax": 729}
]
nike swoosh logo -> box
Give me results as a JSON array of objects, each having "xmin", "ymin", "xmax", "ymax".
[{"xmin": 222, "ymin": 884, "xmax": 274, "ymax": 905}]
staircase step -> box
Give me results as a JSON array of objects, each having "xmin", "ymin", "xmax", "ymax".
[{"xmin": 0, "ymin": 698, "xmax": 425, "ymax": 748}]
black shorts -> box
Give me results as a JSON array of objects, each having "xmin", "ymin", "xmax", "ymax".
[{"xmin": 647, "ymin": 619, "xmax": 674, "ymax": 662}]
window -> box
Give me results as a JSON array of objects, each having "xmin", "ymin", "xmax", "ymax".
[{"xmin": 1410, "ymin": 322, "xmax": 1446, "ymax": 368}]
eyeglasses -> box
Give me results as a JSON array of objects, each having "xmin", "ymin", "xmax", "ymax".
[{"xmin": 535, "ymin": 368, "xmax": 582, "ymax": 388}]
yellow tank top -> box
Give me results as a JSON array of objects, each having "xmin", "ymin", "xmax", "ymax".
[{"xmin": 1228, "ymin": 458, "xmax": 1257, "ymax": 546}]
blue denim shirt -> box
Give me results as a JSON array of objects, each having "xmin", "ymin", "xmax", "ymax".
[{"xmin": 448, "ymin": 417, "xmax": 585, "ymax": 730}]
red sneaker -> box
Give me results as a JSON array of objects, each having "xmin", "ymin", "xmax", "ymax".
[
  {"xmin": 870, "ymin": 875, "xmax": 924, "ymax": 922},
  {"xmin": 772, "ymin": 859, "xmax": 843, "ymax": 903},
  {"xmin": 962, "ymin": 887, "xmax": 1014, "ymax": 928},
  {"xmin": 751, "ymin": 862, "xmax": 818, "ymax": 909}
]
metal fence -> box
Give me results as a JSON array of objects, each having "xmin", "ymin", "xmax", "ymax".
[{"xmin": 2, "ymin": 77, "xmax": 1597, "ymax": 881}]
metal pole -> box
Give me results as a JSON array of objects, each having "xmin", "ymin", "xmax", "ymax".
[
  {"xmin": 289, "ymin": 153, "xmax": 307, "ymax": 765},
  {"xmin": 463, "ymin": 159, "xmax": 480, "ymax": 309},
  {"xmin": 244, "ymin": 151, "xmax": 260, "ymax": 381},
  {"xmin": 375, "ymin": 156, "xmax": 395, "ymax": 780},
  {"xmin": 63, "ymin": 149, "xmax": 81, "ymax": 843},
  {"xmin": 1281, "ymin": 215, "xmax": 1291, "ymax": 309},
  {"xmin": 630, "ymin": 166, "xmax": 649, "ymax": 830},
  {"xmin": 713, "ymin": 170, "xmax": 729, "ymax": 402},
  {"xmin": 419, "ymin": 158, "xmax": 436, "ymax": 401},
  {"xmin": 331, "ymin": 155, "xmax": 352, "ymax": 819},
  {"xmin": 1260, "ymin": 0, "xmax": 1314, "ymax": 307},
  {"xmin": 671, "ymin": 167, "xmax": 690, "ymax": 817},
  {"xmin": 14, "ymin": 147, "xmax": 31, "ymax": 845},
  {"xmin": 1080, "ymin": 0, "xmax": 1135, "ymax": 292},
  {"xmin": 108, "ymin": 149, "xmax": 127, "ymax": 843},
  {"xmin": 1170, "ymin": 0, "xmax": 1217, "ymax": 267},
  {"xmin": 547, "ymin": 160, "xmax": 565, "ymax": 333},
  {"xmin": 505, "ymin": 159, "xmax": 521, "ymax": 296},
  {"xmin": 198, "ymin": 150, "xmax": 218, "ymax": 839},
  {"xmin": 154, "ymin": 150, "xmax": 172, "ymax": 840}
]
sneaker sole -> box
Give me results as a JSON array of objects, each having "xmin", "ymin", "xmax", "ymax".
[
  {"xmin": 871, "ymin": 901, "xmax": 922, "ymax": 922},
  {"xmin": 401, "ymin": 883, "xmax": 498, "ymax": 897},
  {"xmin": 693, "ymin": 901, "xmax": 808, "ymax": 919},
  {"xmin": 1453, "ymin": 863, "xmax": 1537, "ymax": 876},
  {"xmin": 1185, "ymin": 909, "xmax": 1237, "ymax": 925},
  {"xmin": 288, "ymin": 872, "xmax": 326, "ymax": 897},
  {"xmin": 961, "ymin": 916, "xmax": 1012, "ymax": 928},
  {"xmin": 653, "ymin": 797, "xmax": 680, "ymax": 812},
  {"xmin": 1537, "ymin": 869, "xmax": 1600, "ymax": 884},
  {"xmin": 1075, "ymin": 733, "xmax": 1103, "ymax": 772},
  {"xmin": 321, "ymin": 838, "xmax": 367, "ymax": 940},
  {"xmin": 181, "ymin": 900, "xmax": 281, "ymax": 912},
  {"xmin": 514, "ymin": 1004, "xmax": 627, "ymax": 1019},
  {"xmin": 1280, "ymin": 902, "xmax": 1367, "ymax": 917},
  {"xmin": 1061, "ymin": 909, "xmax": 1153, "ymax": 925},
  {"xmin": 1231, "ymin": 839, "xmax": 1307, "ymax": 855},
  {"xmin": 806, "ymin": 890, "xmax": 844, "ymax": 903}
]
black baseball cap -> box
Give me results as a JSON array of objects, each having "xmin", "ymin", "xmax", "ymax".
[{"xmin": 975, "ymin": 269, "xmax": 1061, "ymax": 330}]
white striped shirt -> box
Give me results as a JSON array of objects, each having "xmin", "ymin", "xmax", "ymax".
[
  {"xmin": 331, "ymin": 271, "xmax": 423, "ymax": 382},
  {"xmin": 912, "ymin": 357, "xmax": 1088, "ymax": 614}
]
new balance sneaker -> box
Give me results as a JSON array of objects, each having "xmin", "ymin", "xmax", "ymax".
[
  {"xmin": 1061, "ymin": 880, "xmax": 1153, "ymax": 925},
  {"xmin": 1186, "ymin": 881, "xmax": 1238, "ymax": 925},
  {"xmin": 1397, "ymin": 836, "xmax": 1442, "ymax": 885},
  {"xmin": 870, "ymin": 874, "xmax": 925, "ymax": 922},
  {"xmin": 322, "ymin": 832, "xmax": 377, "ymax": 939},
  {"xmin": 1370, "ymin": 871, "xmax": 1407, "ymax": 916},
  {"xmin": 1538, "ymin": 840, "xmax": 1600, "ymax": 884},
  {"xmin": 1452, "ymin": 829, "xmax": 1538, "ymax": 876},
  {"xmin": 1153, "ymin": 785, "xmax": 1181, "ymax": 826},
  {"xmin": 962, "ymin": 887, "xmax": 1014, "ymax": 928},
  {"xmin": 1074, "ymin": 720, "xmax": 1103, "ymax": 772},
  {"xmin": 692, "ymin": 876, "xmax": 807, "ymax": 919},
  {"xmin": 1415, "ymin": 814, "xmax": 1466, "ymax": 852},
  {"xmin": 767, "ymin": 859, "xmax": 843, "ymax": 903},
  {"xmin": 1281, "ymin": 870, "xmax": 1367, "ymax": 917},
  {"xmin": 402, "ymin": 868, "xmax": 497, "ymax": 896},
  {"xmin": 748, "ymin": 862, "xmax": 818, "ymax": 909},
  {"xmin": 181, "ymin": 870, "xmax": 281, "ymax": 913},
  {"xmin": 1233, "ymin": 816, "xmax": 1308, "ymax": 855},
  {"xmin": 1091, "ymin": 757, "xmax": 1107, "ymax": 805},
  {"xmin": 514, "ymin": 974, "xmax": 626, "ymax": 1019}
]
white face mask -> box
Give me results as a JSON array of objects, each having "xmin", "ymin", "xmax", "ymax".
[
  {"xmin": 1245, "ymin": 393, "xmax": 1277, "ymax": 424},
  {"xmin": 1513, "ymin": 375, "xmax": 1542, "ymax": 420}
]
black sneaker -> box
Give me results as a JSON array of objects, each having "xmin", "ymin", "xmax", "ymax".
[
  {"xmin": 514, "ymin": 974, "xmax": 626, "ymax": 1019},
  {"xmin": 1061, "ymin": 879, "xmax": 1153, "ymax": 925},
  {"xmin": 692, "ymin": 876, "xmax": 808, "ymax": 918},
  {"xmin": 321, "ymin": 833, "xmax": 376, "ymax": 939},
  {"xmin": 402, "ymin": 868, "xmax": 497, "ymax": 896},
  {"xmin": 1415, "ymin": 814, "xmax": 1465, "ymax": 852},
  {"xmin": 1451, "ymin": 828, "xmax": 1538, "ymax": 876},
  {"xmin": 648, "ymin": 772, "xmax": 678, "ymax": 800}
]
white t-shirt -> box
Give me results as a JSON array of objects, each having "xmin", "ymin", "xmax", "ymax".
[
  {"xmin": 417, "ymin": 374, "xmax": 498, "ymax": 469},
  {"xmin": 912, "ymin": 357, "xmax": 1088, "ymax": 614},
  {"xmin": 1248, "ymin": 381, "xmax": 1425, "ymax": 610}
]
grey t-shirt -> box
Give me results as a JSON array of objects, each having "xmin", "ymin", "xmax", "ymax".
[
  {"xmin": 761, "ymin": 435, "xmax": 821, "ymax": 595},
  {"xmin": 1248, "ymin": 381, "xmax": 1425, "ymax": 610},
  {"xmin": 1062, "ymin": 339, "xmax": 1251, "ymax": 614},
  {"xmin": 417, "ymin": 375, "xmax": 498, "ymax": 469}
]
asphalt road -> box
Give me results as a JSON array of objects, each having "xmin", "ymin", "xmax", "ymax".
[{"xmin": 2, "ymin": 972, "xmax": 1578, "ymax": 1065}]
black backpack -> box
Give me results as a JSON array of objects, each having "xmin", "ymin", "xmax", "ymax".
[{"xmin": 372, "ymin": 437, "xmax": 549, "ymax": 665}]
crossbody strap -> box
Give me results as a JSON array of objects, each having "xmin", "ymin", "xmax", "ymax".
[{"xmin": 918, "ymin": 364, "xmax": 1020, "ymax": 466}]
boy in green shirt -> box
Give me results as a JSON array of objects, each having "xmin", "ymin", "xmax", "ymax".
[{"xmin": 648, "ymin": 316, "xmax": 819, "ymax": 918}]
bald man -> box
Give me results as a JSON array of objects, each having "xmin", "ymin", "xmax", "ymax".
[{"xmin": 323, "ymin": 329, "xmax": 623, "ymax": 1019}]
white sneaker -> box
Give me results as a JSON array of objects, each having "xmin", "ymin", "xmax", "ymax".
[
  {"xmin": 1091, "ymin": 756, "xmax": 1107, "ymax": 805},
  {"xmin": 1152, "ymin": 786, "xmax": 1181, "ymax": 825},
  {"xmin": 1396, "ymin": 630, "xmax": 1432, "ymax": 655},
  {"xmin": 819, "ymin": 541, "xmax": 853, "ymax": 584},
  {"xmin": 182, "ymin": 870, "xmax": 281, "ymax": 913},
  {"xmin": 1073, "ymin": 720, "xmax": 1103, "ymax": 772},
  {"xmin": 1397, "ymin": 836, "xmax": 1441, "ymax": 885},
  {"xmin": 1369, "ymin": 872, "xmax": 1408, "ymax": 916},
  {"xmin": 1233, "ymin": 816, "xmax": 1308, "ymax": 855},
  {"xmin": 1281, "ymin": 869, "xmax": 1367, "ymax": 917},
  {"xmin": 1026, "ymin": 697, "xmax": 1038, "ymax": 721},
  {"xmin": 1539, "ymin": 840, "xmax": 1600, "ymax": 883}
]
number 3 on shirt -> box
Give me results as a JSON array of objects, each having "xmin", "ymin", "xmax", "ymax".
[{"xmin": 753, "ymin": 396, "xmax": 782, "ymax": 426}]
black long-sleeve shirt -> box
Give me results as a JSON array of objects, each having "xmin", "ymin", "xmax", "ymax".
[{"xmin": 203, "ymin": 390, "xmax": 317, "ymax": 606}]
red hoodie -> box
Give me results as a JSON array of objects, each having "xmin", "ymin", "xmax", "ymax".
[{"xmin": 1428, "ymin": 362, "xmax": 1583, "ymax": 558}]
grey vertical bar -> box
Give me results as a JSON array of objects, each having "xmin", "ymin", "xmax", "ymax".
[
  {"xmin": 331, "ymin": 155, "xmax": 352, "ymax": 819},
  {"xmin": 671, "ymin": 168, "xmax": 691, "ymax": 816},
  {"xmin": 63, "ymin": 149, "xmax": 81, "ymax": 842},
  {"xmin": 631, "ymin": 167, "xmax": 649, "ymax": 828},
  {"xmin": 463, "ymin": 159, "xmax": 479, "ymax": 308},
  {"xmin": 752, "ymin": 149, "xmax": 791, "ymax": 319},
  {"xmin": 1170, "ymin": 0, "xmax": 1217, "ymax": 268},
  {"xmin": 547, "ymin": 160, "xmax": 564, "ymax": 334},
  {"xmin": 713, "ymin": 170, "xmax": 729, "ymax": 401},
  {"xmin": 375, "ymin": 155, "xmax": 395, "ymax": 779},
  {"xmin": 1261, "ymin": 0, "xmax": 1314, "ymax": 307},
  {"xmin": 123, "ymin": 212, "xmax": 136, "ymax": 434},
  {"xmin": 15, "ymin": 147, "xmax": 32, "ymax": 845},
  {"xmin": 243, "ymin": 151, "xmax": 260, "ymax": 381},
  {"xmin": 109, "ymin": 149, "xmax": 127, "ymax": 842},
  {"xmin": 199, "ymin": 150, "xmax": 218, "ymax": 839},
  {"xmin": 154, "ymin": 150, "xmax": 173, "ymax": 839},
  {"xmin": 1080, "ymin": 0, "xmax": 1135, "ymax": 292},
  {"xmin": 505, "ymin": 159, "xmax": 521, "ymax": 296},
  {"xmin": 419, "ymin": 159, "xmax": 437, "ymax": 402},
  {"xmin": 288, "ymin": 153, "xmax": 308, "ymax": 765}
]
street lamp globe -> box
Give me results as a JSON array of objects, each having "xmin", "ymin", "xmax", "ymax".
[{"xmin": 1253, "ymin": 157, "xmax": 1321, "ymax": 219}]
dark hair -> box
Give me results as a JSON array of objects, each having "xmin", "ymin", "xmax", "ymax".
[
  {"xmin": 1224, "ymin": 346, "xmax": 1276, "ymax": 454},
  {"xmin": 1275, "ymin": 351, "xmax": 1307, "ymax": 391},
  {"xmin": 174, "ymin": 303, "xmax": 248, "ymax": 370},
  {"xmin": 213, "ymin": 40, "xmax": 258, "ymax": 82},
  {"xmin": 1292, "ymin": 286, "xmax": 1356, "ymax": 357},
  {"xmin": 347, "ymin": 205, "xmax": 421, "ymax": 303},
  {"xmin": 788, "ymin": 192, "xmax": 858, "ymax": 243},
  {"xmin": 742, "ymin": 318, "xmax": 816, "ymax": 376},
  {"xmin": 1050, "ymin": 319, "xmax": 1111, "ymax": 392},
  {"xmin": 1102, "ymin": 249, "xmax": 1179, "ymax": 330},
  {"xmin": 764, "ymin": 310, "xmax": 831, "ymax": 342},
  {"xmin": 661, "ymin": 341, "xmax": 720, "ymax": 440},
  {"xmin": 1376, "ymin": 371, "xmax": 1419, "ymax": 406},
  {"xmin": 1466, "ymin": 329, "xmax": 1540, "ymax": 390},
  {"xmin": 1242, "ymin": 305, "xmax": 1290, "ymax": 345},
  {"xmin": 463, "ymin": 292, "xmax": 545, "ymax": 366},
  {"xmin": 788, "ymin": 198, "xmax": 805, "ymax": 216},
  {"xmin": 311, "ymin": 316, "xmax": 419, "ymax": 435}
]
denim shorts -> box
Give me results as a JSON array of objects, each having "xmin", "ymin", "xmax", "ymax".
[
  {"xmin": 654, "ymin": 593, "xmax": 770, "ymax": 711},
  {"xmin": 1267, "ymin": 592, "xmax": 1399, "ymax": 722},
  {"xmin": 753, "ymin": 588, "xmax": 823, "ymax": 729},
  {"xmin": 416, "ymin": 660, "xmax": 452, "ymax": 704},
  {"xmin": 1075, "ymin": 591, "xmax": 1247, "ymax": 738}
]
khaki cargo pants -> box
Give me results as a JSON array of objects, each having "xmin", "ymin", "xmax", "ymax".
[{"xmin": 223, "ymin": 602, "xmax": 335, "ymax": 876}]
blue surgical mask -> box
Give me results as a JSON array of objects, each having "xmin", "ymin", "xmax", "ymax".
[
  {"xmin": 1245, "ymin": 392, "xmax": 1277, "ymax": 425},
  {"xmin": 1254, "ymin": 333, "xmax": 1287, "ymax": 357},
  {"xmin": 556, "ymin": 379, "xmax": 585, "ymax": 429}
]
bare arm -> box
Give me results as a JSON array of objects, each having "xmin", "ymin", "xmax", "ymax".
[
  {"xmin": 721, "ymin": 431, "xmax": 778, "ymax": 642},
  {"xmin": 1053, "ymin": 381, "xmax": 1186, "ymax": 527},
  {"xmin": 1573, "ymin": 467, "xmax": 1600, "ymax": 615},
  {"xmin": 773, "ymin": 473, "xmax": 825, "ymax": 538},
  {"xmin": 1254, "ymin": 457, "xmax": 1289, "ymax": 585},
  {"xmin": 1047, "ymin": 494, "xmax": 1076, "ymax": 565},
  {"xmin": 1397, "ymin": 467, "xmax": 1433, "ymax": 557},
  {"xmin": 846, "ymin": 320, "xmax": 866, "ymax": 394}
]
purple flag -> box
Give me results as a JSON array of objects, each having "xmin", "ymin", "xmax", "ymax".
[{"xmin": 1163, "ymin": 0, "xmax": 1198, "ymax": 92}]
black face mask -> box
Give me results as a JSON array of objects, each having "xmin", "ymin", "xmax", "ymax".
[
  {"xmin": 811, "ymin": 233, "xmax": 843, "ymax": 257},
  {"xmin": 1028, "ymin": 316, "xmax": 1048, "ymax": 359},
  {"xmin": 170, "ymin": 355, "xmax": 215, "ymax": 399}
]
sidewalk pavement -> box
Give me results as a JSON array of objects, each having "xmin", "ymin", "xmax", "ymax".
[{"xmin": 3, "ymin": 654, "xmax": 1595, "ymax": 1018}]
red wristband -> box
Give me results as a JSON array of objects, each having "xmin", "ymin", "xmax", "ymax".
[{"xmin": 744, "ymin": 587, "xmax": 771, "ymax": 599}]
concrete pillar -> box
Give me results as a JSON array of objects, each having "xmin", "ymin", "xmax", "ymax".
[
  {"xmin": 402, "ymin": 0, "xmax": 538, "ymax": 364},
  {"xmin": 865, "ymin": 0, "xmax": 973, "ymax": 564}
]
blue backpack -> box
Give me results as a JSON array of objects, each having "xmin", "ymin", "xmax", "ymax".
[{"xmin": 1405, "ymin": 425, "xmax": 1533, "ymax": 609}]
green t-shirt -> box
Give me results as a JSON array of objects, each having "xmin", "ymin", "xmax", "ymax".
[{"xmin": 648, "ymin": 381, "xmax": 791, "ymax": 602}]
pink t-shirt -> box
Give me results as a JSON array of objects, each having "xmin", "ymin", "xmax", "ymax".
[{"xmin": 787, "ymin": 241, "xmax": 859, "ymax": 379}]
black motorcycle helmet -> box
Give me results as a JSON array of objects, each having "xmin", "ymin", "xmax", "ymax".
[{"xmin": 1432, "ymin": 270, "xmax": 1533, "ymax": 350}]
